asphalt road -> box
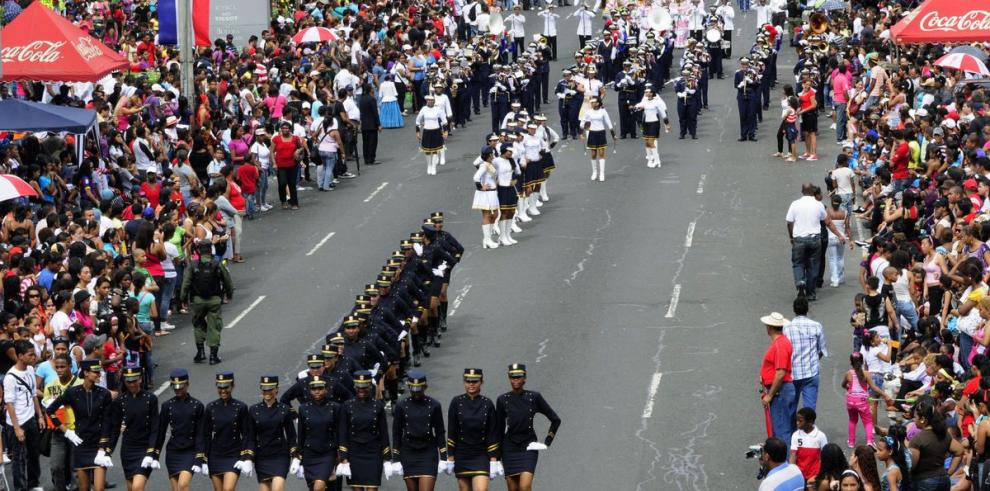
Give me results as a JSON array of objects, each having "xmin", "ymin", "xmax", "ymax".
[{"xmin": 64, "ymin": 8, "xmax": 867, "ymax": 491}]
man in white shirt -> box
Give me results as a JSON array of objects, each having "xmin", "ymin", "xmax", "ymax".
[
  {"xmin": 786, "ymin": 184, "xmax": 846, "ymax": 301},
  {"xmin": 539, "ymin": 5, "xmax": 560, "ymax": 60},
  {"xmin": 715, "ymin": 0, "xmax": 735, "ymax": 57},
  {"xmin": 570, "ymin": 5, "xmax": 597, "ymax": 48},
  {"xmin": 830, "ymin": 157, "xmax": 856, "ymax": 213},
  {"xmin": 333, "ymin": 65, "xmax": 361, "ymax": 95},
  {"xmin": 131, "ymin": 127, "xmax": 158, "ymax": 179},
  {"xmin": 688, "ymin": 0, "xmax": 706, "ymax": 41},
  {"xmin": 507, "ymin": 5, "xmax": 526, "ymax": 62},
  {"xmin": 4, "ymin": 340, "xmax": 43, "ymax": 491}
]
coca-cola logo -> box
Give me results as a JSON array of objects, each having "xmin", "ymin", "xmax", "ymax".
[
  {"xmin": 73, "ymin": 36, "xmax": 102, "ymax": 61},
  {"xmin": 0, "ymin": 41, "xmax": 65, "ymax": 63},
  {"xmin": 919, "ymin": 10, "xmax": 990, "ymax": 32}
]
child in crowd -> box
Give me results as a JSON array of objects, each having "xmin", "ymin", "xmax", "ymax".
[{"xmin": 789, "ymin": 407, "xmax": 827, "ymax": 482}]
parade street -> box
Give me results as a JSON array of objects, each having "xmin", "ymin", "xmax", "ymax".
[{"xmin": 118, "ymin": 7, "xmax": 863, "ymax": 490}]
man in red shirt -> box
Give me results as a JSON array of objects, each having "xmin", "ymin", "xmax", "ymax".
[
  {"xmin": 237, "ymin": 156, "xmax": 260, "ymax": 219},
  {"xmin": 889, "ymin": 129, "xmax": 911, "ymax": 193},
  {"xmin": 760, "ymin": 312, "xmax": 797, "ymax": 448}
]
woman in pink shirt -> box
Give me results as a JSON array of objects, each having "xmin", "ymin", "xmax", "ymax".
[
  {"xmin": 831, "ymin": 64, "xmax": 852, "ymax": 143},
  {"xmin": 226, "ymin": 124, "xmax": 253, "ymax": 167},
  {"xmin": 263, "ymin": 87, "xmax": 287, "ymax": 121}
]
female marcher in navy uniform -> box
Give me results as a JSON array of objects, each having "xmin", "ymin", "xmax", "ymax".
[
  {"xmin": 495, "ymin": 364, "xmax": 562, "ymax": 491},
  {"xmin": 203, "ymin": 371, "xmax": 252, "ymax": 491},
  {"xmin": 153, "ymin": 368, "xmax": 205, "ymax": 491},
  {"xmin": 338, "ymin": 370, "xmax": 395, "ymax": 490},
  {"xmin": 46, "ymin": 359, "xmax": 114, "ymax": 491},
  {"xmin": 447, "ymin": 368, "xmax": 502, "ymax": 491},
  {"xmin": 245, "ymin": 375, "xmax": 298, "ymax": 490},
  {"xmin": 105, "ymin": 366, "xmax": 160, "ymax": 491},
  {"xmin": 392, "ymin": 370, "xmax": 448, "ymax": 491},
  {"xmin": 295, "ymin": 375, "xmax": 343, "ymax": 490}
]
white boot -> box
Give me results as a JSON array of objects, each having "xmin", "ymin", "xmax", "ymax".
[
  {"xmin": 517, "ymin": 200, "xmax": 532, "ymax": 222},
  {"xmin": 511, "ymin": 216, "xmax": 523, "ymax": 233},
  {"xmin": 528, "ymin": 195, "xmax": 541, "ymax": 215},
  {"xmin": 540, "ymin": 182, "xmax": 549, "ymax": 201},
  {"xmin": 646, "ymin": 148, "xmax": 656, "ymax": 168},
  {"xmin": 492, "ymin": 220, "xmax": 501, "ymax": 236},
  {"xmin": 439, "ymin": 148, "xmax": 447, "ymax": 166},
  {"xmin": 499, "ymin": 220, "xmax": 514, "ymax": 246},
  {"xmin": 533, "ymin": 190, "xmax": 545, "ymax": 206},
  {"xmin": 503, "ymin": 219, "xmax": 518, "ymax": 244},
  {"xmin": 432, "ymin": 155, "xmax": 440, "ymax": 174},
  {"xmin": 598, "ymin": 159, "xmax": 606, "ymax": 181},
  {"xmin": 590, "ymin": 159, "xmax": 598, "ymax": 181},
  {"xmin": 482, "ymin": 224, "xmax": 499, "ymax": 248},
  {"xmin": 426, "ymin": 156, "xmax": 433, "ymax": 175},
  {"xmin": 652, "ymin": 148, "xmax": 662, "ymax": 168}
]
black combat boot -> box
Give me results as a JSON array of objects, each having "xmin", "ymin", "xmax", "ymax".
[
  {"xmin": 209, "ymin": 346, "xmax": 222, "ymax": 365},
  {"xmin": 194, "ymin": 344, "xmax": 206, "ymax": 363}
]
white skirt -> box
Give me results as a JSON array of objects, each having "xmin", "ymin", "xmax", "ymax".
[{"xmin": 472, "ymin": 190, "xmax": 499, "ymax": 211}]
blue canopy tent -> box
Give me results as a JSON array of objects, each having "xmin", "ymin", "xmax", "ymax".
[{"xmin": 0, "ymin": 99, "xmax": 100, "ymax": 163}]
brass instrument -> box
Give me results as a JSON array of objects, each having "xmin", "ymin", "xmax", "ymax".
[{"xmin": 809, "ymin": 12, "xmax": 830, "ymax": 35}]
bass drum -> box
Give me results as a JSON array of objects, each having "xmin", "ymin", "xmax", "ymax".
[{"xmin": 705, "ymin": 28, "xmax": 722, "ymax": 44}]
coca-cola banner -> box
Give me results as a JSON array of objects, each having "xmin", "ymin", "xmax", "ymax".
[
  {"xmin": 0, "ymin": 2, "xmax": 127, "ymax": 82},
  {"xmin": 892, "ymin": 0, "xmax": 990, "ymax": 44}
]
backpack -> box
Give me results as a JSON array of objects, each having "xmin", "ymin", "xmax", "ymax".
[{"xmin": 190, "ymin": 261, "xmax": 222, "ymax": 298}]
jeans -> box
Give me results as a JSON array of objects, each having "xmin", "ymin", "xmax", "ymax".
[
  {"xmin": 846, "ymin": 395, "xmax": 873, "ymax": 447},
  {"xmin": 319, "ymin": 151, "xmax": 338, "ymax": 190},
  {"xmin": 243, "ymin": 192, "xmax": 256, "ymax": 218},
  {"xmin": 862, "ymin": 95, "xmax": 879, "ymax": 114},
  {"xmin": 50, "ymin": 432, "xmax": 72, "ymax": 490},
  {"xmin": 791, "ymin": 235, "xmax": 822, "ymax": 295},
  {"xmin": 792, "ymin": 375, "xmax": 819, "ymax": 411},
  {"xmin": 257, "ymin": 168, "xmax": 271, "ymax": 207},
  {"xmin": 835, "ymin": 103, "xmax": 848, "ymax": 141},
  {"xmin": 912, "ymin": 475, "xmax": 951, "ymax": 491},
  {"xmin": 737, "ymin": 0, "xmax": 750, "ymax": 10},
  {"xmin": 276, "ymin": 166, "xmax": 299, "ymax": 206},
  {"xmin": 138, "ymin": 321, "xmax": 155, "ymax": 389},
  {"xmin": 893, "ymin": 178, "xmax": 911, "ymax": 194},
  {"xmin": 960, "ymin": 332, "xmax": 974, "ymax": 372},
  {"xmin": 160, "ymin": 275, "xmax": 177, "ymax": 322},
  {"xmin": 6, "ymin": 417, "xmax": 41, "ymax": 490},
  {"xmin": 838, "ymin": 193, "xmax": 853, "ymax": 214},
  {"xmin": 895, "ymin": 299, "xmax": 919, "ymax": 331},
  {"xmin": 827, "ymin": 235, "xmax": 845, "ymax": 285},
  {"xmin": 769, "ymin": 382, "xmax": 796, "ymax": 448}
]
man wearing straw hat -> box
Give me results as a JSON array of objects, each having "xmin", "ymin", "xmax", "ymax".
[{"xmin": 760, "ymin": 311, "xmax": 797, "ymax": 448}]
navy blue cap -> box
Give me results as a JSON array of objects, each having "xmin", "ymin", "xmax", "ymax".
[
  {"xmin": 353, "ymin": 370, "xmax": 374, "ymax": 387},
  {"xmin": 215, "ymin": 371, "xmax": 235, "ymax": 387},
  {"xmin": 407, "ymin": 370, "xmax": 427, "ymax": 391},
  {"xmin": 169, "ymin": 368, "xmax": 189, "ymax": 387},
  {"xmin": 508, "ymin": 363, "xmax": 527, "ymax": 377},
  {"xmin": 122, "ymin": 366, "xmax": 143, "ymax": 381},
  {"xmin": 463, "ymin": 368, "xmax": 483, "ymax": 380},
  {"xmin": 260, "ymin": 375, "xmax": 278, "ymax": 389},
  {"xmin": 80, "ymin": 359, "xmax": 101, "ymax": 373}
]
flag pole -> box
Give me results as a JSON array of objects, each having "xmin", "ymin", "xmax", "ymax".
[{"xmin": 179, "ymin": 0, "xmax": 194, "ymax": 100}]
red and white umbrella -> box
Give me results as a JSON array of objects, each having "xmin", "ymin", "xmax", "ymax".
[
  {"xmin": 934, "ymin": 52, "xmax": 990, "ymax": 77},
  {"xmin": 0, "ymin": 175, "xmax": 38, "ymax": 202},
  {"xmin": 292, "ymin": 27, "xmax": 339, "ymax": 45}
]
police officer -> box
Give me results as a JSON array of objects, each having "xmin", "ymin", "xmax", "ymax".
[
  {"xmin": 338, "ymin": 371, "xmax": 394, "ymax": 489},
  {"xmin": 46, "ymin": 359, "xmax": 114, "ymax": 491},
  {"xmin": 735, "ymin": 57, "xmax": 759, "ymax": 141},
  {"xmin": 447, "ymin": 368, "xmax": 501, "ymax": 490},
  {"xmin": 495, "ymin": 364, "xmax": 562, "ymax": 491},
  {"xmin": 181, "ymin": 240, "xmax": 233, "ymax": 365},
  {"xmin": 245, "ymin": 375, "xmax": 297, "ymax": 488},
  {"xmin": 105, "ymin": 366, "xmax": 159, "ymax": 491},
  {"xmin": 675, "ymin": 70, "xmax": 699, "ymax": 139},
  {"xmin": 202, "ymin": 371, "xmax": 252, "ymax": 489},
  {"xmin": 154, "ymin": 368, "xmax": 205, "ymax": 491},
  {"xmin": 392, "ymin": 370, "xmax": 448, "ymax": 490},
  {"xmin": 295, "ymin": 375, "xmax": 342, "ymax": 490},
  {"xmin": 615, "ymin": 61, "xmax": 640, "ymax": 139}
]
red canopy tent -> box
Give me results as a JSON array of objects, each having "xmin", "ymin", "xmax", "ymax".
[
  {"xmin": 891, "ymin": 0, "xmax": 990, "ymax": 45},
  {"xmin": 0, "ymin": 2, "xmax": 128, "ymax": 82}
]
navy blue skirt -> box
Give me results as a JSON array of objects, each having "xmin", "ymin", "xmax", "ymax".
[
  {"xmin": 502, "ymin": 442, "xmax": 538, "ymax": 476},
  {"xmin": 347, "ymin": 441, "xmax": 383, "ymax": 487},
  {"xmin": 421, "ymin": 129, "xmax": 444, "ymax": 154},
  {"xmin": 643, "ymin": 121, "xmax": 661, "ymax": 138},
  {"xmin": 497, "ymin": 186, "xmax": 518, "ymax": 212},
  {"xmin": 524, "ymin": 156, "xmax": 545, "ymax": 185},
  {"xmin": 121, "ymin": 445, "xmax": 153, "ymax": 479},
  {"xmin": 543, "ymin": 153, "xmax": 556, "ymax": 175},
  {"xmin": 255, "ymin": 453, "xmax": 289, "ymax": 482},
  {"xmin": 73, "ymin": 444, "xmax": 100, "ymax": 470},
  {"xmin": 399, "ymin": 446, "xmax": 439, "ymax": 478},
  {"xmin": 208, "ymin": 453, "xmax": 239, "ymax": 476},
  {"xmin": 586, "ymin": 130, "xmax": 607, "ymax": 150},
  {"xmin": 302, "ymin": 448, "xmax": 336, "ymax": 484},
  {"xmin": 453, "ymin": 445, "xmax": 488, "ymax": 478},
  {"xmin": 165, "ymin": 448, "xmax": 197, "ymax": 477}
]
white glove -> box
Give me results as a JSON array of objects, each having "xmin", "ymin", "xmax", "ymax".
[
  {"xmin": 438, "ymin": 460, "xmax": 450, "ymax": 475},
  {"xmin": 526, "ymin": 442, "xmax": 548, "ymax": 451},
  {"xmin": 63, "ymin": 429, "xmax": 83, "ymax": 446},
  {"xmin": 234, "ymin": 459, "xmax": 254, "ymax": 477},
  {"xmin": 200, "ymin": 464, "xmax": 210, "ymax": 476},
  {"xmin": 140, "ymin": 456, "xmax": 155, "ymax": 468},
  {"xmin": 383, "ymin": 461, "xmax": 394, "ymax": 479},
  {"xmin": 398, "ymin": 330, "xmax": 408, "ymax": 341},
  {"xmin": 151, "ymin": 459, "xmax": 161, "ymax": 469},
  {"xmin": 413, "ymin": 243, "xmax": 423, "ymax": 255},
  {"xmin": 335, "ymin": 462, "xmax": 352, "ymax": 477},
  {"xmin": 392, "ymin": 461, "xmax": 404, "ymax": 477},
  {"xmin": 295, "ymin": 464, "xmax": 305, "ymax": 479},
  {"xmin": 95, "ymin": 450, "xmax": 113, "ymax": 469},
  {"xmin": 289, "ymin": 458, "xmax": 301, "ymax": 475},
  {"xmin": 489, "ymin": 460, "xmax": 500, "ymax": 479},
  {"xmin": 432, "ymin": 267, "xmax": 444, "ymax": 277},
  {"xmin": 191, "ymin": 464, "xmax": 202, "ymax": 475}
]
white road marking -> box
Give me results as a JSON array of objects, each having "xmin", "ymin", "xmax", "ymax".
[
  {"xmin": 449, "ymin": 284, "xmax": 472, "ymax": 316},
  {"xmin": 696, "ymin": 174, "xmax": 706, "ymax": 194},
  {"xmin": 665, "ymin": 284, "xmax": 681, "ymax": 318},
  {"xmin": 685, "ymin": 221, "xmax": 696, "ymax": 248},
  {"xmin": 305, "ymin": 231, "xmax": 336, "ymax": 256},
  {"xmin": 535, "ymin": 338, "xmax": 550, "ymax": 363},
  {"xmin": 154, "ymin": 381, "xmax": 170, "ymax": 396},
  {"xmin": 224, "ymin": 295, "xmax": 267, "ymax": 329},
  {"xmin": 363, "ymin": 182, "xmax": 389, "ymax": 202},
  {"xmin": 641, "ymin": 372, "xmax": 664, "ymax": 418}
]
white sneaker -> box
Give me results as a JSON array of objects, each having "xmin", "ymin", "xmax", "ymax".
[
  {"xmin": 161, "ymin": 322, "xmax": 177, "ymax": 331},
  {"xmin": 829, "ymin": 123, "xmax": 837, "ymax": 130}
]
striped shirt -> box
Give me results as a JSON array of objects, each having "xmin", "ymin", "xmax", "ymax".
[
  {"xmin": 783, "ymin": 316, "xmax": 828, "ymax": 380},
  {"xmin": 759, "ymin": 463, "xmax": 805, "ymax": 491}
]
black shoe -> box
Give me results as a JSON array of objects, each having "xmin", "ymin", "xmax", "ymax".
[
  {"xmin": 422, "ymin": 345, "xmax": 431, "ymax": 358},
  {"xmin": 807, "ymin": 291, "xmax": 818, "ymax": 302},
  {"xmin": 738, "ymin": 137, "xmax": 748, "ymax": 142},
  {"xmin": 209, "ymin": 346, "xmax": 222, "ymax": 365},
  {"xmin": 106, "ymin": 481, "xmax": 118, "ymax": 489},
  {"xmin": 194, "ymin": 344, "xmax": 206, "ymax": 364},
  {"xmin": 749, "ymin": 137, "xmax": 758, "ymax": 142},
  {"xmin": 679, "ymin": 135, "xmax": 686, "ymax": 139},
  {"xmin": 691, "ymin": 135, "xmax": 697, "ymax": 140},
  {"xmin": 620, "ymin": 136, "xmax": 627, "ymax": 139}
]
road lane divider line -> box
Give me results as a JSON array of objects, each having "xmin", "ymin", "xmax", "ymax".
[
  {"xmin": 641, "ymin": 372, "xmax": 664, "ymax": 418},
  {"xmin": 685, "ymin": 221, "xmax": 696, "ymax": 248},
  {"xmin": 449, "ymin": 284, "xmax": 472, "ymax": 316},
  {"xmin": 696, "ymin": 174, "xmax": 706, "ymax": 194},
  {"xmin": 225, "ymin": 295, "xmax": 267, "ymax": 329},
  {"xmin": 154, "ymin": 381, "xmax": 170, "ymax": 396},
  {"xmin": 305, "ymin": 232, "xmax": 336, "ymax": 256},
  {"xmin": 664, "ymin": 284, "xmax": 681, "ymax": 318},
  {"xmin": 363, "ymin": 182, "xmax": 389, "ymax": 202}
]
